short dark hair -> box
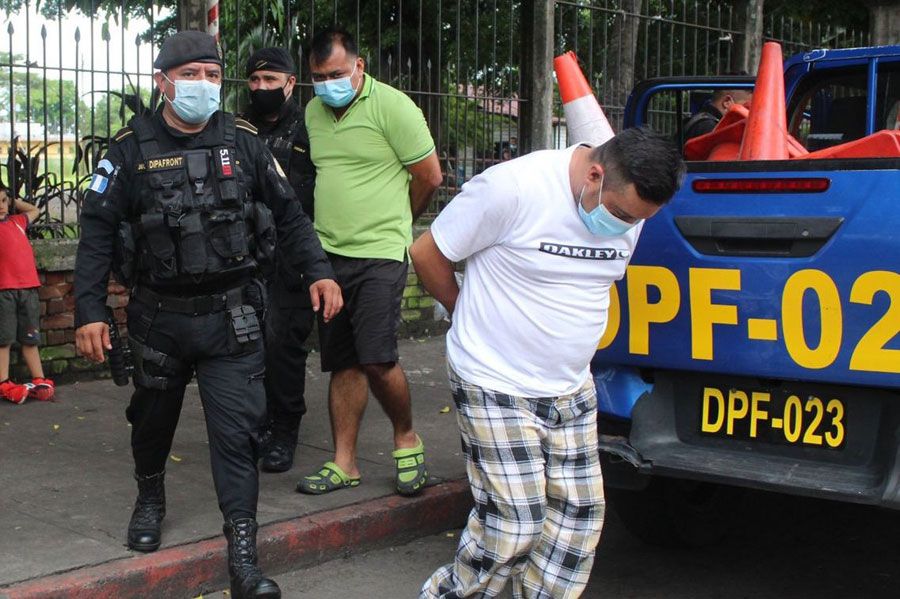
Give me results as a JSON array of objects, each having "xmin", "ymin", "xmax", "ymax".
[
  {"xmin": 712, "ymin": 88, "xmax": 752, "ymax": 102},
  {"xmin": 309, "ymin": 28, "xmax": 358, "ymax": 66},
  {"xmin": 590, "ymin": 126, "xmax": 685, "ymax": 206}
]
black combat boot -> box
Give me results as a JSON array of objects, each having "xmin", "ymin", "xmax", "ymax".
[
  {"xmin": 127, "ymin": 471, "xmax": 166, "ymax": 552},
  {"xmin": 260, "ymin": 425, "xmax": 298, "ymax": 473},
  {"xmin": 224, "ymin": 518, "xmax": 281, "ymax": 599}
]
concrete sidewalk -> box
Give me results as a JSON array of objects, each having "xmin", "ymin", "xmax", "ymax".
[{"xmin": 0, "ymin": 336, "xmax": 471, "ymax": 598}]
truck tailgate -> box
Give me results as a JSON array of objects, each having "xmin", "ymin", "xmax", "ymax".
[{"xmin": 595, "ymin": 160, "xmax": 900, "ymax": 391}]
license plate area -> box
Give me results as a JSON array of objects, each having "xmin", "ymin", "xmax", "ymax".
[
  {"xmin": 700, "ymin": 385, "xmax": 847, "ymax": 449},
  {"xmin": 667, "ymin": 374, "xmax": 886, "ymax": 465}
]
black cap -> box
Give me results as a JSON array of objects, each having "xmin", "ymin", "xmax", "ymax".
[
  {"xmin": 153, "ymin": 30, "xmax": 222, "ymax": 72},
  {"xmin": 246, "ymin": 47, "xmax": 296, "ymax": 77}
]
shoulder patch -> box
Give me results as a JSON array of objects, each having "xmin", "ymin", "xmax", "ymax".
[
  {"xmin": 113, "ymin": 127, "xmax": 134, "ymax": 143},
  {"xmin": 235, "ymin": 118, "xmax": 258, "ymax": 135}
]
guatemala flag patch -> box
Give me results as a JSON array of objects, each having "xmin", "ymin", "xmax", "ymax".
[
  {"xmin": 88, "ymin": 173, "xmax": 108, "ymax": 194},
  {"xmin": 88, "ymin": 159, "xmax": 116, "ymax": 194}
]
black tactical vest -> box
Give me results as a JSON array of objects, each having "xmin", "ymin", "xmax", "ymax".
[
  {"xmin": 256, "ymin": 110, "xmax": 303, "ymax": 182},
  {"xmin": 682, "ymin": 108, "xmax": 721, "ymax": 142},
  {"xmin": 124, "ymin": 114, "xmax": 276, "ymax": 288}
]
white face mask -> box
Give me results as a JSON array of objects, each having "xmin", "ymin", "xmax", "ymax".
[
  {"xmin": 313, "ymin": 64, "xmax": 359, "ymax": 108},
  {"xmin": 576, "ymin": 173, "xmax": 641, "ymax": 237},
  {"xmin": 163, "ymin": 73, "xmax": 221, "ymax": 124}
]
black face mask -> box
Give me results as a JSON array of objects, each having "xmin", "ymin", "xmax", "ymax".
[{"xmin": 249, "ymin": 86, "xmax": 288, "ymax": 115}]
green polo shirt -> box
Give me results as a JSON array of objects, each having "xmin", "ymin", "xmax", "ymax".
[{"xmin": 306, "ymin": 74, "xmax": 435, "ymax": 261}]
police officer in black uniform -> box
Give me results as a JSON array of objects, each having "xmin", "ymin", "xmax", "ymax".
[
  {"xmin": 241, "ymin": 47, "xmax": 315, "ymax": 473},
  {"xmin": 74, "ymin": 31, "xmax": 342, "ymax": 599},
  {"xmin": 682, "ymin": 88, "xmax": 754, "ymax": 142}
]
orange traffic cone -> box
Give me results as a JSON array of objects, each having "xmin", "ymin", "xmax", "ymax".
[
  {"xmin": 554, "ymin": 51, "xmax": 615, "ymax": 145},
  {"xmin": 717, "ymin": 103, "xmax": 750, "ymax": 129},
  {"xmin": 685, "ymin": 120, "xmax": 745, "ymax": 160},
  {"xmin": 739, "ymin": 41, "xmax": 789, "ymax": 160},
  {"xmin": 786, "ymin": 133, "xmax": 809, "ymax": 158},
  {"xmin": 683, "ymin": 104, "xmax": 749, "ymax": 160},
  {"xmin": 801, "ymin": 129, "xmax": 900, "ymax": 159}
]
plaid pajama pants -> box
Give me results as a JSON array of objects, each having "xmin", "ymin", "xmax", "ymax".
[{"xmin": 421, "ymin": 366, "xmax": 605, "ymax": 599}]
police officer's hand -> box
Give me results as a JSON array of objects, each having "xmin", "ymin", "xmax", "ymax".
[
  {"xmin": 75, "ymin": 322, "xmax": 112, "ymax": 363},
  {"xmin": 309, "ymin": 279, "xmax": 344, "ymax": 323}
]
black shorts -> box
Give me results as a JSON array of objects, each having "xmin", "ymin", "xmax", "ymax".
[
  {"xmin": 0, "ymin": 288, "xmax": 41, "ymax": 346},
  {"xmin": 318, "ymin": 253, "xmax": 408, "ymax": 372}
]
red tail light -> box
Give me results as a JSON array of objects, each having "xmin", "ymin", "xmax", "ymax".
[{"xmin": 692, "ymin": 178, "xmax": 831, "ymax": 193}]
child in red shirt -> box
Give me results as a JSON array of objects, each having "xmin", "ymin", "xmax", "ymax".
[{"xmin": 0, "ymin": 186, "xmax": 54, "ymax": 403}]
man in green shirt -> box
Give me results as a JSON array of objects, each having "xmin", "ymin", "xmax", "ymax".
[{"xmin": 297, "ymin": 28, "xmax": 442, "ymax": 497}]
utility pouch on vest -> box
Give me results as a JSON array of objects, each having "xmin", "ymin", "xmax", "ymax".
[
  {"xmin": 147, "ymin": 170, "xmax": 186, "ymax": 215},
  {"xmin": 185, "ymin": 150, "xmax": 210, "ymax": 197},
  {"xmin": 208, "ymin": 212, "xmax": 249, "ymax": 259},
  {"xmin": 178, "ymin": 212, "xmax": 207, "ymax": 274},
  {"xmin": 218, "ymin": 179, "xmax": 240, "ymax": 207},
  {"xmin": 140, "ymin": 213, "xmax": 177, "ymax": 277},
  {"xmin": 229, "ymin": 305, "xmax": 261, "ymax": 345}
]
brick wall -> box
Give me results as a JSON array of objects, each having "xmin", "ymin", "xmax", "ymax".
[{"xmin": 9, "ymin": 239, "xmax": 447, "ymax": 384}]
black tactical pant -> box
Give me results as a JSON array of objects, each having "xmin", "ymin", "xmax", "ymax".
[
  {"xmin": 125, "ymin": 294, "xmax": 266, "ymax": 521},
  {"xmin": 264, "ymin": 278, "xmax": 315, "ymax": 438}
]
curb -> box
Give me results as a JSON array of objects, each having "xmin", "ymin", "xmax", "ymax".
[{"xmin": 1, "ymin": 479, "xmax": 472, "ymax": 599}]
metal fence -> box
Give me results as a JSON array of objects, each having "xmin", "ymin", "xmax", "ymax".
[
  {"xmin": 0, "ymin": 0, "xmax": 868, "ymax": 238},
  {"xmin": 554, "ymin": 0, "xmax": 869, "ymax": 144}
]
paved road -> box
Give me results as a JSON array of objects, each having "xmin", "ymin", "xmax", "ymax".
[{"xmin": 204, "ymin": 487, "xmax": 900, "ymax": 598}]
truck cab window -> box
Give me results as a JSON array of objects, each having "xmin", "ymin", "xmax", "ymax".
[{"xmin": 789, "ymin": 64, "xmax": 900, "ymax": 150}]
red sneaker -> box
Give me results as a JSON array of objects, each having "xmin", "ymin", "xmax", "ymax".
[
  {"xmin": 0, "ymin": 380, "xmax": 29, "ymax": 404},
  {"xmin": 28, "ymin": 378, "xmax": 55, "ymax": 401}
]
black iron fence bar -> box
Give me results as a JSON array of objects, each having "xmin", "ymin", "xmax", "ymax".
[
  {"xmin": 0, "ymin": 0, "xmax": 870, "ymax": 233},
  {"xmin": 57, "ymin": 4, "xmax": 64, "ymax": 197},
  {"xmin": 25, "ymin": 1, "xmax": 31, "ymax": 167},
  {"xmin": 41, "ymin": 24, "xmax": 48, "ymax": 200},
  {"xmin": 7, "ymin": 21, "xmax": 16, "ymax": 198}
]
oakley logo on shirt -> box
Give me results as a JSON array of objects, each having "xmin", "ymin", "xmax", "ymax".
[{"xmin": 539, "ymin": 242, "xmax": 630, "ymax": 260}]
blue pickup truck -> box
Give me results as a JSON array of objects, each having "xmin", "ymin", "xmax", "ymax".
[{"xmin": 594, "ymin": 45, "xmax": 900, "ymax": 546}]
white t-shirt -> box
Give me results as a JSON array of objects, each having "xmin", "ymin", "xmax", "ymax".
[{"xmin": 431, "ymin": 145, "xmax": 643, "ymax": 398}]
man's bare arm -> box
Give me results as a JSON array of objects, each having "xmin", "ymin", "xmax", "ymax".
[
  {"xmin": 410, "ymin": 230, "xmax": 459, "ymax": 315},
  {"xmin": 407, "ymin": 151, "xmax": 442, "ymax": 220}
]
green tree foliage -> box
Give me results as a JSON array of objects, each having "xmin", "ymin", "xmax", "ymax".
[
  {"xmin": 766, "ymin": 0, "xmax": 869, "ymax": 29},
  {"xmin": 0, "ymin": 1, "xmax": 174, "ymax": 48},
  {"xmin": 85, "ymin": 87, "xmax": 154, "ymax": 138},
  {"xmin": 0, "ymin": 52, "xmax": 90, "ymax": 135}
]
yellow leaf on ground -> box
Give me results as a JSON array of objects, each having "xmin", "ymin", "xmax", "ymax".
[
  {"xmin": 52, "ymin": 424, "xmax": 60, "ymax": 431},
  {"xmin": 439, "ymin": 406, "xmax": 451, "ymax": 414},
  {"xmin": 170, "ymin": 455, "xmax": 182, "ymax": 462}
]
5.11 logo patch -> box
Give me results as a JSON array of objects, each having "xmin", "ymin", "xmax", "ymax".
[{"xmin": 218, "ymin": 148, "xmax": 234, "ymax": 177}]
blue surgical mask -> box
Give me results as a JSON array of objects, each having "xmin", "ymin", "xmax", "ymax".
[
  {"xmin": 164, "ymin": 74, "xmax": 221, "ymax": 124},
  {"xmin": 577, "ymin": 184, "xmax": 641, "ymax": 237},
  {"xmin": 313, "ymin": 65, "xmax": 359, "ymax": 108}
]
